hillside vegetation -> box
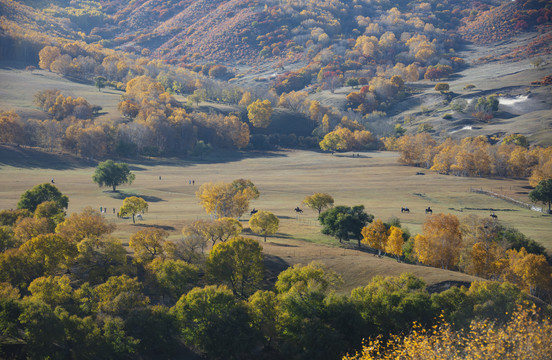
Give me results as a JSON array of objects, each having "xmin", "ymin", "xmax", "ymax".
[{"xmin": 2, "ymin": 0, "xmax": 552, "ymax": 358}]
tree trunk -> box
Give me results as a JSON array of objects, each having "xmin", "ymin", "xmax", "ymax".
[
  {"xmin": 132, "ymin": 214, "xmax": 135, "ymax": 224},
  {"xmin": 112, "ymin": 185, "xmax": 116, "ymax": 192}
]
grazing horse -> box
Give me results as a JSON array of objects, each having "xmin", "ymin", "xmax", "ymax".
[
  {"xmin": 425, "ymin": 207, "xmax": 432, "ymax": 214},
  {"xmin": 250, "ymin": 208, "xmax": 258, "ymax": 216},
  {"xmin": 294, "ymin": 207, "xmax": 303, "ymax": 214},
  {"xmin": 401, "ymin": 207, "xmax": 410, "ymax": 213},
  {"xmin": 490, "ymin": 212, "xmax": 498, "ymax": 219}
]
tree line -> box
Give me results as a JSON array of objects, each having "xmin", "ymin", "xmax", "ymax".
[{"xmin": 385, "ymin": 133, "xmax": 552, "ymax": 186}]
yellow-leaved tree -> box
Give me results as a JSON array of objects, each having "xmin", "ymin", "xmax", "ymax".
[
  {"xmin": 361, "ymin": 219, "xmax": 388, "ymax": 256},
  {"xmin": 343, "ymin": 305, "xmax": 552, "ymax": 360},
  {"xmin": 385, "ymin": 226, "xmax": 404, "ymax": 261},
  {"xmin": 182, "ymin": 217, "xmax": 243, "ymax": 246},
  {"xmin": 247, "ymin": 99, "xmax": 272, "ymax": 128},
  {"xmin": 196, "ymin": 179, "xmax": 259, "ymax": 219},
  {"xmin": 119, "ymin": 196, "xmax": 148, "ymax": 224},
  {"xmin": 414, "ymin": 213, "xmax": 462, "ymax": 270},
  {"xmin": 249, "ymin": 210, "xmax": 279, "ymax": 242},
  {"xmin": 303, "ymin": 193, "xmax": 334, "ymax": 215}
]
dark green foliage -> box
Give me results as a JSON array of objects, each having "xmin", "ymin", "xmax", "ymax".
[
  {"xmin": 17, "ymin": 183, "xmax": 69, "ymax": 212},
  {"xmin": 529, "ymin": 178, "xmax": 552, "ymax": 213},
  {"xmin": 431, "ymin": 281, "xmax": 526, "ymax": 329},
  {"xmin": 495, "ymin": 225, "xmax": 550, "ymax": 263},
  {"xmin": 92, "ymin": 160, "xmax": 135, "ymax": 192},
  {"xmin": 125, "ymin": 306, "xmax": 182, "ymax": 358},
  {"xmin": 172, "ymin": 285, "xmax": 260, "ymax": 359},
  {"xmin": 319, "ymin": 205, "xmax": 373, "ymax": 246},
  {"xmin": 351, "ymin": 273, "xmax": 434, "ymax": 336},
  {"xmin": 0, "ymin": 209, "xmax": 32, "ymax": 226},
  {"xmin": 0, "ymin": 226, "xmax": 19, "ymax": 253}
]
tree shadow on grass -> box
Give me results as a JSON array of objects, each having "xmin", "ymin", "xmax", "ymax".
[
  {"xmin": 262, "ymin": 254, "xmax": 290, "ymax": 288},
  {"xmin": 107, "ymin": 191, "xmax": 165, "ymax": 203},
  {"xmin": 132, "ymin": 224, "xmax": 176, "ymax": 231},
  {"xmin": 0, "ymin": 145, "xmax": 96, "ymax": 169}
]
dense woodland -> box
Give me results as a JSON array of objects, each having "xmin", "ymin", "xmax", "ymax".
[
  {"xmin": 1, "ymin": 0, "xmax": 552, "ymax": 358},
  {"xmin": 0, "ymin": 182, "xmax": 551, "ymax": 359}
]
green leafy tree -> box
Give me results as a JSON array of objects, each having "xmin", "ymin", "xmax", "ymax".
[
  {"xmin": 146, "ymin": 258, "xmax": 199, "ymax": 300},
  {"xmin": 0, "ymin": 226, "xmax": 19, "ymax": 253},
  {"xmin": 303, "ymin": 193, "xmax": 334, "ymax": 215},
  {"xmin": 28, "ymin": 275, "xmax": 72, "ymax": 307},
  {"xmin": 247, "ymin": 290, "xmax": 278, "ymax": 349},
  {"xmin": 206, "ymin": 237, "xmax": 264, "ymax": 298},
  {"xmin": 124, "ymin": 305, "xmax": 180, "ymax": 358},
  {"xmin": 33, "ymin": 200, "xmax": 65, "ymax": 232},
  {"xmin": 94, "ymin": 275, "xmax": 149, "ymax": 316},
  {"xmin": 171, "ymin": 285, "xmax": 260, "ymax": 359},
  {"xmin": 248, "ymin": 210, "xmax": 279, "ymax": 242},
  {"xmin": 95, "ymin": 76, "xmax": 106, "ymax": 92},
  {"xmin": 17, "ymin": 183, "xmax": 69, "ymax": 212},
  {"xmin": 18, "ymin": 299, "xmax": 65, "ymax": 358},
  {"xmin": 275, "ymin": 262, "xmax": 347, "ymax": 360},
  {"xmin": 319, "ymin": 205, "xmax": 373, "ymax": 246},
  {"xmin": 119, "ymin": 196, "xmax": 148, "ymax": 224},
  {"xmin": 92, "ymin": 160, "xmax": 135, "ymax": 192},
  {"xmin": 351, "ymin": 273, "xmax": 433, "ymax": 336},
  {"xmin": 529, "ymin": 179, "xmax": 552, "ymax": 213}
]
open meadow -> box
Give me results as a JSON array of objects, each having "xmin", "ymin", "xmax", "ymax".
[{"xmin": 1, "ymin": 145, "xmax": 550, "ymax": 292}]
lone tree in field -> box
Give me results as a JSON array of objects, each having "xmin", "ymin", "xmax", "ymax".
[
  {"xmin": 303, "ymin": 193, "xmax": 334, "ymax": 215},
  {"xmin": 17, "ymin": 183, "xmax": 69, "ymax": 212},
  {"xmin": 92, "ymin": 160, "xmax": 135, "ymax": 192},
  {"xmin": 119, "ymin": 196, "xmax": 148, "ymax": 224},
  {"xmin": 529, "ymin": 179, "xmax": 552, "ymax": 213},
  {"xmin": 319, "ymin": 205, "xmax": 373, "ymax": 247},
  {"xmin": 249, "ymin": 211, "xmax": 279, "ymax": 242}
]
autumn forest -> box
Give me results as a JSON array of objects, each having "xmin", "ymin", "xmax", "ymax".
[{"xmin": 1, "ymin": 0, "xmax": 552, "ymax": 359}]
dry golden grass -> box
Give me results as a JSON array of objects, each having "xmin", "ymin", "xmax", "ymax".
[{"xmin": 1, "ymin": 146, "xmax": 549, "ymax": 292}]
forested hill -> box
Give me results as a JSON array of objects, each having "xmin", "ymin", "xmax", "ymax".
[{"xmin": 4, "ymin": 0, "xmax": 552, "ymax": 67}]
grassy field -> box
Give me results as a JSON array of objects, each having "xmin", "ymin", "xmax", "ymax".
[{"xmin": 1, "ymin": 146, "xmax": 550, "ymax": 293}]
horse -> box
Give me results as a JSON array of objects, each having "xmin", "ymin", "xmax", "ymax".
[
  {"xmin": 425, "ymin": 207, "xmax": 432, "ymax": 214},
  {"xmin": 490, "ymin": 212, "xmax": 498, "ymax": 219},
  {"xmin": 294, "ymin": 207, "xmax": 303, "ymax": 214},
  {"xmin": 250, "ymin": 208, "xmax": 258, "ymax": 216},
  {"xmin": 401, "ymin": 207, "xmax": 410, "ymax": 213}
]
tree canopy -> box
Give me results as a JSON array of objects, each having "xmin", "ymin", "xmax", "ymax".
[
  {"xmin": 319, "ymin": 205, "xmax": 373, "ymax": 246},
  {"xmin": 529, "ymin": 178, "xmax": 552, "ymax": 213},
  {"xmin": 92, "ymin": 160, "xmax": 135, "ymax": 192},
  {"xmin": 206, "ymin": 237, "xmax": 264, "ymax": 299},
  {"xmin": 303, "ymin": 193, "xmax": 334, "ymax": 215},
  {"xmin": 196, "ymin": 179, "xmax": 259, "ymax": 219},
  {"xmin": 248, "ymin": 210, "xmax": 279, "ymax": 242},
  {"xmin": 17, "ymin": 183, "xmax": 69, "ymax": 212},
  {"xmin": 119, "ymin": 196, "xmax": 148, "ymax": 224}
]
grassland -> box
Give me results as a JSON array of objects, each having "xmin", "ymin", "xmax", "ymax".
[{"xmin": 2, "ymin": 145, "xmax": 550, "ymax": 293}]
